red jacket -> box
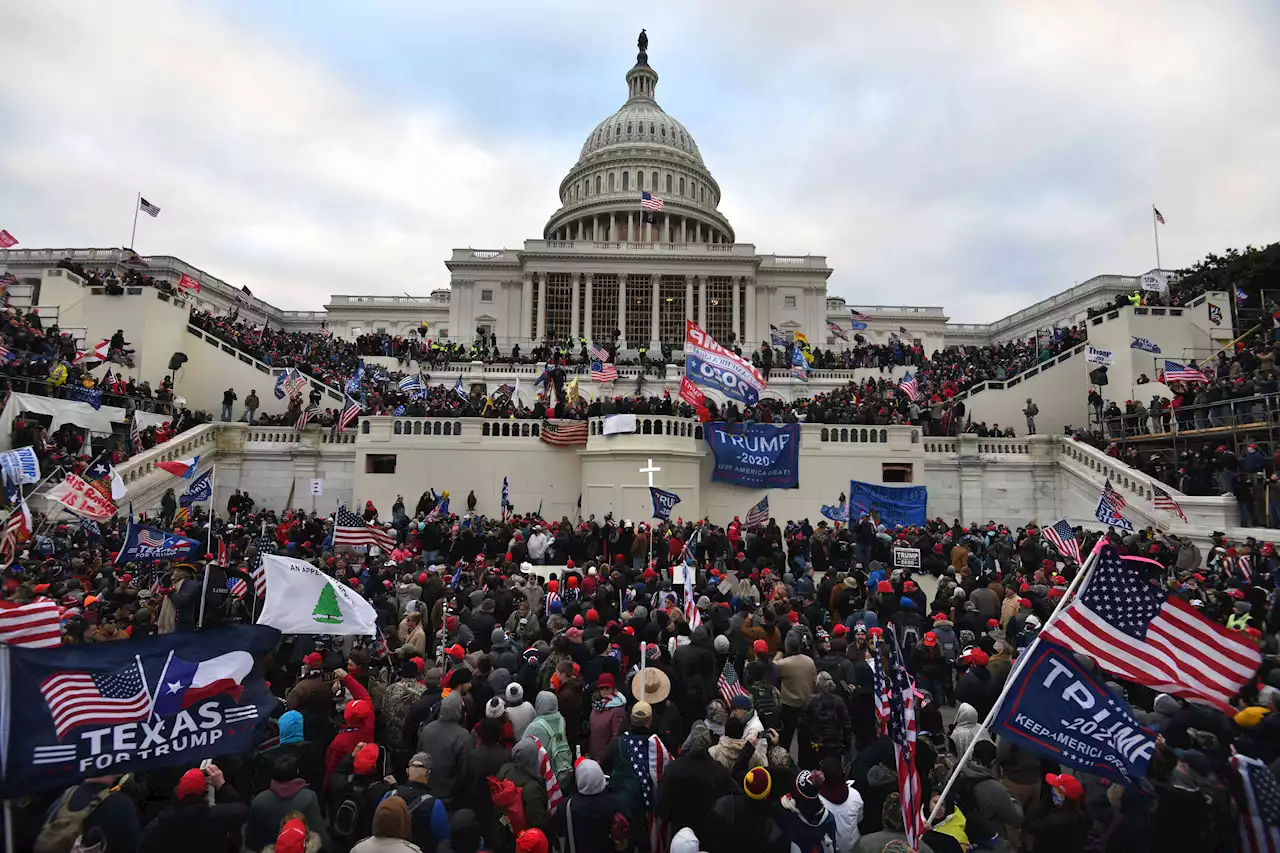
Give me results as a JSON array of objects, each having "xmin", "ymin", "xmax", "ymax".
[{"xmin": 323, "ymin": 674, "xmax": 374, "ymax": 786}]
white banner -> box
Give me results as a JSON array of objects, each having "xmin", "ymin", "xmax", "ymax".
[
  {"xmin": 602, "ymin": 414, "xmax": 637, "ymax": 436},
  {"xmin": 0, "ymin": 446, "xmax": 40, "ymax": 485},
  {"xmin": 1141, "ymin": 272, "xmax": 1169, "ymax": 293},
  {"xmin": 45, "ymin": 473, "xmax": 116, "ymax": 520},
  {"xmin": 1085, "ymin": 346, "xmax": 1115, "ymax": 366},
  {"xmin": 256, "ymin": 554, "xmax": 378, "ymax": 635}
]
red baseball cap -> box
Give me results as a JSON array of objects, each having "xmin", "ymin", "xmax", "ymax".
[
  {"xmin": 1045, "ymin": 773, "xmax": 1084, "ymax": 801},
  {"xmin": 922, "ymin": 632, "xmax": 937, "ymax": 647},
  {"xmin": 877, "ymin": 580, "xmax": 894, "ymax": 593},
  {"xmin": 753, "ymin": 639, "xmax": 769, "ymax": 654},
  {"xmin": 176, "ymin": 768, "xmax": 207, "ymax": 800}
]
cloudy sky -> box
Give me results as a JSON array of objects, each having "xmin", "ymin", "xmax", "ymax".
[{"xmin": 3, "ymin": 1, "xmax": 1278, "ymax": 322}]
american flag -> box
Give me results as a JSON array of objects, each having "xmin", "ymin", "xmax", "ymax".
[
  {"xmin": 640, "ymin": 191, "xmax": 663, "ymax": 211},
  {"xmin": 1233, "ymin": 752, "xmax": 1280, "ymax": 853},
  {"xmin": 590, "ymin": 359, "xmax": 618, "ymax": 382},
  {"xmin": 539, "ymin": 419, "xmax": 588, "ymax": 446},
  {"xmin": 1163, "ymin": 360, "xmax": 1209, "ymax": 383},
  {"xmin": 4, "ymin": 499, "xmax": 30, "ymax": 545},
  {"xmin": 333, "ymin": 505, "xmax": 396, "ymax": 551},
  {"xmin": 40, "ymin": 664, "xmax": 151, "ymax": 739},
  {"xmin": 1043, "ymin": 519, "xmax": 1082, "ymax": 566},
  {"xmin": 228, "ymin": 575, "xmax": 248, "ymax": 599},
  {"xmin": 1153, "ymin": 206, "xmax": 1166, "ymax": 225},
  {"xmin": 0, "ymin": 344, "xmax": 11, "ymax": 361},
  {"xmin": 870, "ymin": 631, "xmax": 926, "ymax": 850},
  {"xmin": 139, "ymin": 197, "xmax": 161, "ymax": 217},
  {"xmin": 0, "ymin": 598, "xmax": 62, "ymax": 648},
  {"xmin": 1042, "ymin": 545, "xmax": 1260, "ymax": 708},
  {"xmin": 898, "ymin": 372, "xmax": 921, "ymax": 402},
  {"xmin": 587, "ymin": 343, "xmax": 610, "ymax": 362},
  {"xmin": 295, "ymin": 405, "xmax": 321, "ymax": 431},
  {"xmin": 620, "ymin": 730, "xmax": 672, "ymax": 851},
  {"xmin": 249, "ymin": 533, "xmax": 275, "ymax": 598},
  {"xmin": 336, "ymin": 397, "xmax": 362, "ymax": 432},
  {"xmin": 529, "ymin": 737, "xmax": 564, "ymax": 815},
  {"xmin": 1152, "ymin": 484, "xmax": 1187, "ymax": 522},
  {"xmin": 494, "ymin": 382, "xmax": 515, "ymax": 399},
  {"xmin": 717, "ymin": 656, "xmax": 748, "ymax": 705},
  {"xmin": 129, "ymin": 409, "xmax": 143, "ymax": 457},
  {"xmin": 1096, "ymin": 480, "xmax": 1133, "ymax": 531},
  {"xmin": 745, "ymin": 496, "xmax": 769, "ymax": 529},
  {"xmin": 683, "ymin": 566, "xmax": 701, "ymax": 630},
  {"xmin": 235, "ymin": 285, "xmax": 253, "ymax": 306},
  {"xmin": 137, "ymin": 529, "xmax": 168, "ymax": 548},
  {"xmin": 826, "ymin": 322, "xmax": 849, "ymax": 342},
  {"xmin": 850, "ymin": 309, "xmax": 871, "ymax": 322}
]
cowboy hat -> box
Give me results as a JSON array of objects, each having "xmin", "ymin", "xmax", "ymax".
[{"xmin": 631, "ymin": 667, "xmax": 671, "ymax": 705}]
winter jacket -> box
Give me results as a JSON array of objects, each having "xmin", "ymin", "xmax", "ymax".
[
  {"xmin": 524, "ymin": 691, "xmax": 573, "ymax": 778},
  {"xmin": 799, "ymin": 692, "xmax": 851, "ymax": 752},
  {"xmin": 709, "ymin": 734, "xmax": 767, "ymax": 772},
  {"xmin": 415, "ymin": 693, "xmax": 473, "ymax": 802},
  {"xmin": 776, "ymin": 799, "xmax": 838, "ymax": 853},
  {"xmin": 587, "ymin": 691, "xmax": 627, "ymax": 761},
  {"xmin": 957, "ymin": 763, "xmax": 1023, "ymax": 835},
  {"xmin": 506, "ymin": 699, "xmax": 536, "ymax": 739},
  {"xmin": 325, "ymin": 676, "xmax": 376, "ymax": 785},
  {"xmin": 949, "ymin": 702, "xmax": 991, "ymax": 757},
  {"xmin": 654, "ymin": 750, "xmax": 735, "ymax": 841},
  {"xmin": 245, "ymin": 779, "xmax": 326, "ymax": 852},
  {"xmin": 138, "ymin": 789, "xmax": 248, "ymax": 853}
]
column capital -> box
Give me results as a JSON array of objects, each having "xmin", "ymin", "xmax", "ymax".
[
  {"xmin": 685, "ymin": 273, "xmax": 696, "ymax": 284},
  {"xmin": 650, "ymin": 273, "xmax": 661, "ymax": 286},
  {"xmin": 521, "ymin": 273, "xmax": 533, "ymax": 285},
  {"xmin": 584, "ymin": 272, "xmax": 594, "ymax": 285}
]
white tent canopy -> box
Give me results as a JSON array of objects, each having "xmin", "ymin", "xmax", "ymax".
[{"xmin": 0, "ymin": 392, "xmax": 172, "ymax": 450}]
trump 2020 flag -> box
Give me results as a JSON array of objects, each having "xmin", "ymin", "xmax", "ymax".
[
  {"xmin": 650, "ymin": 487, "xmax": 680, "ymax": 521},
  {"xmin": 256, "ymin": 554, "xmax": 378, "ymax": 636},
  {"xmin": 179, "ymin": 469, "xmax": 213, "ymax": 507},
  {"xmin": 0, "ymin": 624, "xmax": 277, "ymax": 797},
  {"xmin": 116, "ymin": 524, "xmax": 202, "ymax": 564}
]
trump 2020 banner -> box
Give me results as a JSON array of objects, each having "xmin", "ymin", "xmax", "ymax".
[
  {"xmin": 650, "ymin": 487, "xmax": 681, "ymax": 521},
  {"xmin": 0, "ymin": 624, "xmax": 279, "ymax": 797},
  {"xmin": 994, "ymin": 639, "xmax": 1155, "ymax": 786},
  {"xmin": 705, "ymin": 422, "xmax": 800, "ymax": 489},
  {"xmin": 116, "ymin": 523, "xmax": 203, "ymax": 564},
  {"xmin": 849, "ymin": 480, "xmax": 927, "ymax": 528},
  {"xmin": 684, "ymin": 320, "xmax": 767, "ymax": 407}
]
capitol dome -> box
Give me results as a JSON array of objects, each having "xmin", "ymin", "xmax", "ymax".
[{"xmin": 543, "ymin": 33, "xmax": 734, "ymax": 245}]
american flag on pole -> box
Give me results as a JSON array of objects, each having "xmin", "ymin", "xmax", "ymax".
[
  {"xmin": 1153, "ymin": 206, "xmax": 1166, "ymax": 225},
  {"xmin": 1233, "ymin": 752, "xmax": 1280, "ymax": 853},
  {"xmin": 870, "ymin": 631, "xmax": 926, "ymax": 851},
  {"xmin": 529, "ymin": 737, "xmax": 564, "ymax": 815},
  {"xmin": 1163, "ymin": 360, "xmax": 1209, "ymax": 383},
  {"xmin": 683, "ymin": 565, "xmax": 701, "ymax": 630},
  {"xmin": 898, "ymin": 372, "xmax": 921, "ymax": 402},
  {"xmin": 1095, "ymin": 480, "xmax": 1134, "ymax": 531},
  {"xmin": 139, "ymin": 197, "xmax": 161, "ymax": 217},
  {"xmin": 590, "ymin": 359, "xmax": 618, "ymax": 382},
  {"xmin": 249, "ymin": 533, "xmax": 275, "ymax": 598},
  {"xmin": 826, "ymin": 322, "xmax": 849, "ymax": 342},
  {"xmin": 745, "ymin": 496, "xmax": 769, "ymax": 529},
  {"xmin": 333, "ymin": 505, "xmax": 396, "ymax": 551},
  {"xmin": 587, "ymin": 343, "xmax": 610, "ymax": 362},
  {"xmin": 0, "ymin": 598, "xmax": 62, "ymax": 648},
  {"xmin": 850, "ymin": 309, "xmax": 871, "ymax": 322},
  {"xmin": 336, "ymin": 397, "xmax": 362, "ymax": 432},
  {"xmin": 1152, "ymin": 484, "xmax": 1188, "ymax": 522},
  {"xmin": 717, "ymin": 656, "xmax": 748, "ymax": 705},
  {"xmin": 40, "ymin": 663, "xmax": 151, "ymax": 739},
  {"xmin": 234, "ymin": 285, "xmax": 253, "ymax": 306},
  {"xmin": 1041, "ymin": 545, "xmax": 1261, "ymax": 708},
  {"xmin": 295, "ymin": 405, "xmax": 321, "ymax": 431},
  {"xmin": 495, "ymin": 382, "xmax": 515, "ymax": 399},
  {"xmin": 1043, "ymin": 519, "xmax": 1082, "ymax": 566},
  {"xmin": 640, "ymin": 191, "xmax": 664, "ymax": 211}
]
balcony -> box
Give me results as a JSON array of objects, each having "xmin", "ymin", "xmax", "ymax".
[{"xmin": 521, "ymin": 239, "xmax": 759, "ymax": 259}]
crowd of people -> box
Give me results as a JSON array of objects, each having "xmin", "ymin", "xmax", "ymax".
[{"xmin": 5, "ymin": 486, "xmax": 1280, "ymax": 853}]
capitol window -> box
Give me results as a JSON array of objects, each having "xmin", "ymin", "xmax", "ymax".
[
  {"xmin": 626, "ymin": 122, "xmax": 632, "ymax": 134},
  {"xmin": 595, "ymin": 176, "xmax": 601, "ymax": 194},
  {"xmin": 784, "ymin": 296, "xmax": 797, "ymax": 309},
  {"xmin": 700, "ymin": 187, "xmax": 706, "ymax": 203},
  {"xmin": 661, "ymin": 125, "xmax": 666, "ymax": 138},
  {"xmin": 481, "ymin": 290, "xmax": 493, "ymax": 302},
  {"xmin": 649, "ymin": 122, "xmax": 655, "ymax": 135},
  {"xmin": 638, "ymin": 172, "xmax": 644, "ymax": 189},
  {"xmin": 622, "ymin": 172, "xmax": 629, "ymax": 190},
  {"xmin": 679, "ymin": 177, "xmax": 685, "ymax": 195},
  {"xmin": 608, "ymin": 173, "xmax": 615, "ymax": 192},
  {"xmin": 666, "ymin": 174, "xmax": 672, "ymax": 193},
  {"xmin": 652, "ymin": 171, "xmax": 658, "ymax": 189}
]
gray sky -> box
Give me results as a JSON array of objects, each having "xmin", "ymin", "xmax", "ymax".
[{"xmin": 3, "ymin": 1, "xmax": 1278, "ymax": 322}]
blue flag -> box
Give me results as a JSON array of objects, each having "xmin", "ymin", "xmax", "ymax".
[
  {"xmin": 117, "ymin": 524, "xmax": 203, "ymax": 564},
  {"xmin": 179, "ymin": 470, "xmax": 213, "ymax": 507},
  {"xmin": 650, "ymin": 487, "xmax": 681, "ymax": 521},
  {"xmin": 345, "ymin": 362, "xmax": 365, "ymax": 396},
  {"xmin": 994, "ymin": 639, "xmax": 1155, "ymax": 786},
  {"xmin": 1130, "ymin": 336, "xmax": 1161, "ymax": 354},
  {"xmin": 821, "ymin": 501, "xmax": 849, "ymax": 522},
  {"xmin": 273, "ymin": 371, "xmax": 288, "ymax": 400},
  {"xmin": 66, "ymin": 386, "xmax": 103, "ymax": 410},
  {"xmin": 0, "ymin": 625, "xmax": 278, "ymax": 797},
  {"xmin": 454, "ymin": 375, "xmax": 468, "ymax": 401}
]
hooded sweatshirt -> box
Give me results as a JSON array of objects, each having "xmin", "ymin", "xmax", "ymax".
[
  {"xmin": 278, "ymin": 710, "xmax": 305, "ymax": 746},
  {"xmin": 524, "ymin": 690, "xmax": 573, "ymax": 778},
  {"xmin": 949, "ymin": 702, "xmax": 991, "ymax": 758},
  {"xmin": 351, "ymin": 796, "xmax": 420, "ymax": 852},
  {"xmin": 416, "ymin": 693, "xmax": 472, "ymax": 801},
  {"xmin": 325, "ymin": 675, "xmax": 375, "ymax": 786}
]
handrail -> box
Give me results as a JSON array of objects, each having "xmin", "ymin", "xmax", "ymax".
[
  {"xmin": 185, "ymin": 325, "xmax": 346, "ymax": 403},
  {"xmin": 0, "ymin": 373, "xmax": 178, "ymax": 415},
  {"xmin": 950, "ymin": 341, "xmax": 1090, "ymax": 402}
]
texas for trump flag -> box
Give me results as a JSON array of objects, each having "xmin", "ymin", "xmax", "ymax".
[{"xmin": 0, "ymin": 624, "xmax": 276, "ymax": 798}]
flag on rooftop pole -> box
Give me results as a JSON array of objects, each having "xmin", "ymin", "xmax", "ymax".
[
  {"xmin": 1153, "ymin": 206, "xmax": 1165, "ymax": 225},
  {"xmin": 139, "ymin": 197, "xmax": 161, "ymax": 217},
  {"xmin": 640, "ymin": 191, "xmax": 664, "ymax": 211}
]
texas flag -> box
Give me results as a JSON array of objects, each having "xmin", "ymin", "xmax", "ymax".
[
  {"xmin": 153, "ymin": 650, "xmax": 254, "ymax": 716},
  {"xmin": 156, "ymin": 455, "xmax": 200, "ymax": 479}
]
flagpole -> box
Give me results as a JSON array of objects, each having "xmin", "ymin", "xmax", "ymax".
[
  {"xmin": 129, "ymin": 192, "xmax": 140, "ymax": 251},
  {"xmin": 197, "ymin": 464, "xmax": 215, "ymax": 629},
  {"xmin": 926, "ymin": 540, "xmax": 1101, "ymax": 824},
  {"xmin": 1157, "ymin": 202, "xmax": 1167, "ymax": 268}
]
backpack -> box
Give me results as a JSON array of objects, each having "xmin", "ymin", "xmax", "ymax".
[
  {"xmin": 897, "ymin": 619, "xmax": 922, "ymax": 658},
  {"xmin": 748, "ymin": 681, "xmax": 781, "ymax": 732},
  {"xmin": 34, "ymin": 784, "xmax": 116, "ymax": 853},
  {"xmin": 330, "ymin": 776, "xmax": 374, "ymax": 844},
  {"xmin": 948, "ymin": 775, "xmax": 998, "ymax": 844}
]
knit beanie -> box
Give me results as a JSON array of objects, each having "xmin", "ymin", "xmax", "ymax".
[
  {"xmin": 743, "ymin": 766, "xmax": 772, "ymax": 800},
  {"xmin": 486, "ymin": 696, "xmax": 507, "ymax": 719}
]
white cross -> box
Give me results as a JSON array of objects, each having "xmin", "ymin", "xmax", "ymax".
[{"xmin": 639, "ymin": 459, "xmax": 661, "ymax": 487}]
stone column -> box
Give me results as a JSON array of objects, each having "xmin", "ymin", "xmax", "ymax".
[
  {"xmin": 521, "ymin": 274, "xmax": 533, "ymax": 341},
  {"xmin": 536, "ymin": 272, "xmax": 547, "ymax": 342},
  {"xmin": 618, "ymin": 275, "xmax": 627, "ymax": 349},
  {"xmin": 584, "ymin": 273, "xmax": 594, "ymax": 342},
  {"xmin": 732, "ymin": 276, "xmax": 742, "ymax": 344},
  {"xmin": 698, "ymin": 277, "xmax": 708, "ymax": 329},
  {"xmin": 570, "ymin": 272, "xmax": 581, "ymax": 340},
  {"xmin": 744, "ymin": 276, "xmax": 756, "ymax": 347},
  {"xmin": 679, "ymin": 217, "xmax": 686, "ymax": 243},
  {"xmin": 662, "ymin": 215, "xmax": 670, "ymax": 244},
  {"xmin": 650, "ymin": 273, "xmax": 661, "ymax": 348},
  {"xmin": 685, "ymin": 274, "xmax": 695, "ymax": 322},
  {"xmin": 609, "ymin": 213, "xmax": 616, "ymax": 242}
]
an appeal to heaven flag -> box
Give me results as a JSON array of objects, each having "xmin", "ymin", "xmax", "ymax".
[
  {"xmin": 256, "ymin": 554, "xmax": 378, "ymax": 636},
  {"xmin": 0, "ymin": 624, "xmax": 278, "ymax": 797}
]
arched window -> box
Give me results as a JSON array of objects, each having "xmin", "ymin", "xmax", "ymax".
[
  {"xmin": 615, "ymin": 124, "xmax": 621, "ymax": 138},
  {"xmin": 394, "ymin": 421, "xmax": 402, "ymax": 434},
  {"xmin": 626, "ymin": 122, "xmax": 632, "ymax": 135},
  {"xmin": 679, "ymin": 177, "xmax": 685, "ymax": 196},
  {"xmin": 608, "ymin": 173, "xmax": 615, "ymax": 192},
  {"xmin": 638, "ymin": 172, "xmax": 644, "ymax": 189},
  {"xmin": 483, "ymin": 423, "xmax": 491, "ymax": 436},
  {"xmin": 691, "ymin": 180, "xmax": 697, "ymax": 198},
  {"xmin": 361, "ymin": 421, "xmax": 370, "ymax": 434},
  {"xmin": 701, "ymin": 186, "xmax": 706, "ymax": 203},
  {"xmin": 595, "ymin": 176, "xmax": 601, "ymax": 194},
  {"xmin": 665, "ymin": 174, "xmax": 672, "ymax": 194},
  {"xmin": 661, "ymin": 125, "xmax": 666, "ymax": 138},
  {"xmin": 652, "ymin": 171, "xmax": 658, "ymax": 189},
  {"xmin": 649, "ymin": 122, "xmax": 655, "ymax": 135},
  {"xmin": 413, "ymin": 421, "xmax": 422, "ymax": 435},
  {"xmin": 622, "ymin": 172, "xmax": 629, "ymax": 191},
  {"xmin": 821, "ymin": 428, "xmax": 829, "ymax": 441},
  {"xmin": 596, "ymin": 130, "xmax": 602, "ymax": 143}
]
